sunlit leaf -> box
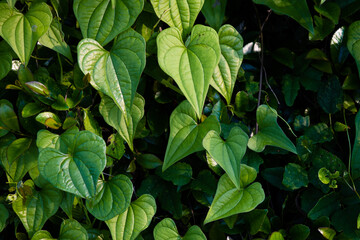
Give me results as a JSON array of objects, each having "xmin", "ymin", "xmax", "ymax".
[{"xmin": 153, "ymin": 218, "xmax": 206, "ymax": 240}]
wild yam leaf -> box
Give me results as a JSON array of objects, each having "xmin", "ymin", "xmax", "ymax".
[
  {"xmin": 352, "ymin": 110, "xmax": 360, "ymax": 179},
  {"xmin": 347, "ymin": 21, "xmax": 360, "ymax": 78},
  {"xmin": 153, "ymin": 218, "xmax": 206, "ymax": 240}
]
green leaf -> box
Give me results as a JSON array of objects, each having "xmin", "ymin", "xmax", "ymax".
[
  {"xmin": 318, "ymin": 227, "xmax": 336, "ymax": 240},
  {"xmin": 243, "ymin": 209, "xmax": 269, "ymax": 235},
  {"xmin": 38, "ymin": 130, "xmax": 106, "ymax": 198},
  {"xmin": 105, "ymin": 194, "xmax": 156, "ymax": 240},
  {"xmin": 317, "ymin": 76, "xmax": 343, "ymax": 114},
  {"xmin": 252, "ymin": 0, "xmax": 313, "ymax": 33},
  {"xmin": 271, "ymin": 48, "xmax": 295, "ymax": 69},
  {"xmin": 58, "ymin": 219, "xmax": 88, "ymax": 239},
  {"xmin": 248, "ymin": 105, "xmax": 297, "ymax": 154},
  {"xmin": 1, "ymin": 138, "xmax": 38, "ymax": 182},
  {"xmin": 0, "ymin": 2, "xmax": 52, "ymax": 66},
  {"xmin": 282, "ymin": 163, "xmax": 308, "ymax": 190},
  {"xmin": 203, "ymin": 127, "xmax": 249, "ymax": 190},
  {"xmin": 0, "ymin": 204, "xmax": 9, "ymax": 232},
  {"xmin": 13, "ymin": 180, "xmax": 62, "ymax": 238},
  {"xmin": 204, "ymin": 165, "xmax": 265, "ymax": 224},
  {"xmin": 352, "ymin": 111, "xmax": 360, "ymax": 179},
  {"xmin": 0, "ymin": 99, "xmax": 20, "ymax": 132},
  {"xmin": 268, "ymin": 232, "xmax": 284, "ymax": 240},
  {"xmin": 86, "ymin": 175, "xmax": 133, "ymax": 221},
  {"xmin": 73, "ymin": 0, "xmax": 144, "ymax": 46},
  {"xmin": 348, "ymin": 21, "xmax": 360, "ymax": 78},
  {"xmin": 153, "ymin": 218, "xmax": 207, "ymax": 240},
  {"xmin": 293, "ymin": 115, "xmax": 310, "ymax": 132},
  {"xmin": 78, "ymin": 29, "xmax": 146, "ymax": 119},
  {"xmin": 38, "ymin": 18, "xmax": 73, "ymax": 61},
  {"xmin": 157, "ymin": 25, "xmax": 221, "ymax": 119},
  {"xmin": 210, "ymin": 24, "xmax": 244, "ymax": 104},
  {"xmin": 137, "ymin": 154, "xmax": 163, "ymax": 169},
  {"xmin": 0, "ymin": 48, "xmax": 12, "ymax": 81},
  {"xmin": 31, "ymin": 230, "xmax": 54, "ymax": 240},
  {"xmin": 331, "ymin": 27, "xmax": 349, "ymax": 65},
  {"xmin": 163, "ymin": 100, "xmax": 220, "ymax": 171},
  {"xmin": 157, "ymin": 162, "xmax": 192, "ymax": 186},
  {"xmin": 22, "ymin": 103, "xmax": 45, "ymax": 118},
  {"xmin": 309, "ymin": 16, "xmax": 335, "ymax": 41},
  {"xmin": 304, "ymin": 123, "xmax": 333, "ymax": 143},
  {"xmin": 82, "ymin": 108, "xmax": 102, "ymax": 137},
  {"xmin": 99, "ymin": 93, "xmax": 145, "ymax": 151},
  {"xmin": 35, "ymin": 112, "xmax": 62, "ymax": 129},
  {"xmin": 201, "ymin": 0, "xmax": 227, "ymax": 31},
  {"xmin": 151, "ymin": 0, "xmax": 205, "ymax": 37},
  {"xmin": 314, "ymin": 2, "xmax": 340, "ymax": 25},
  {"xmin": 282, "ymin": 74, "xmax": 300, "ymax": 107},
  {"xmin": 308, "ymin": 192, "xmax": 340, "ymax": 220},
  {"xmin": 60, "ymin": 192, "xmax": 75, "ymax": 219},
  {"xmin": 289, "ymin": 224, "xmax": 310, "ymax": 240}
]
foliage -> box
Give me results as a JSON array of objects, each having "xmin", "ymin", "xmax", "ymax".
[{"xmin": 0, "ymin": 0, "xmax": 360, "ymax": 239}]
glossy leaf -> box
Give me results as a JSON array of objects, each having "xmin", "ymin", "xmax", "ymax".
[
  {"xmin": 38, "ymin": 130, "xmax": 106, "ymax": 198},
  {"xmin": 105, "ymin": 194, "xmax": 156, "ymax": 240},
  {"xmin": 99, "ymin": 93, "xmax": 145, "ymax": 151},
  {"xmin": 22, "ymin": 103, "xmax": 45, "ymax": 118},
  {"xmin": 163, "ymin": 100, "xmax": 220, "ymax": 171},
  {"xmin": 151, "ymin": 0, "xmax": 205, "ymax": 37},
  {"xmin": 13, "ymin": 180, "xmax": 62, "ymax": 238},
  {"xmin": 248, "ymin": 105, "xmax": 297, "ymax": 154},
  {"xmin": 0, "ymin": 204, "xmax": 9, "ymax": 232},
  {"xmin": 31, "ymin": 230, "xmax": 54, "ymax": 240},
  {"xmin": 86, "ymin": 175, "xmax": 133, "ymax": 221},
  {"xmin": 331, "ymin": 27, "xmax": 348, "ymax": 65},
  {"xmin": 204, "ymin": 165, "xmax": 265, "ymax": 224},
  {"xmin": 78, "ymin": 29, "xmax": 146, "ymax": 118},
  {"xmin": 0, "ymin": 2, "xmax": 52, "ymax": 66},
  {"xmin": 153, "ymin": 218, "xmax": 206, "ymax": 240},
  {"xmin": 252, "ymin": 0, "xmax": 313, "ymax": 33},
  {"xmin": 0, "ymin": 99, "xmax": 20, "ymax": 132},
  {"xmin": 73, "ymin": 0, "xmax": 144, "ymax": 46},
  {"xmin": 347, "ymin": 21, "xmax": 360, "ymax": 78},
  {"xmin": 157, "ymin": 25, "xmax": 221, "ymax": 119},
  {"xmin": 39, "ymin": 18, "xmax": 73, "ymax": 61},
  {"xmin": 210, "ymin": 24, "xmax": 244, "ymax": 104},
  {"xmin": 58, "ymin": 219, "xmax": 88, "ymax": 239},
  {"xmin": 352, "ymin": 110, "xmax": 360, "ymax": 179},
  {"xmin": 269, "ymin": 232, "xmax": 284, "ymax": 240},
  {"xmin": 203, "ymin": 127, "xmax": 248, "ymax": 190}
]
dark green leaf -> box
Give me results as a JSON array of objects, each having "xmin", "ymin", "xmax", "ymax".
[
  {"xmin": 282, "ymin": 163, "xmax": 308, "ymax": 190},
  {"xmin": 317, "ymin": 76, "xmax": 343, "ymax": 114}
]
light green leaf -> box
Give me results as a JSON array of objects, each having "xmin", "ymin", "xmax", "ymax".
[
  {"xmin": 351, "ymin": 110, "xmax": 360, "ymax": 179},
  {"xmin": 13, "ymin": 180, "xmax": 62, "ymax": 238},
  {"xmin": 0, "ymin": 99, "xmax": 20, "ymax": 132},
  {"xmin": 60, "ymin": 192, "xmax": 75, "ymax": 219},
  {"xmin": 39, "ymin": 18, "xmax": 73, "ymax": 61},
  {"xmin": 22, "ymin": 103, "xmax": 46, "ymax": 118},
  {"xmin": 31, "ymin": 230, "xmax": 54, "ymax": 240},
  {"xmin": 6, "ymin": 0, "xmax": 16, "ymax": 9},
  {"xmin": 105, "ymin": 194, "xmax": 156, "ymax": 240},
  {"xmin": 35, "ymin": 112, "xmax": 62, "ymax": 129},
  {"xmin": 203, "ymin": 127, "xmax": 248, "ymax": 190},
  {"xmin": 58, "ymin": 219, "xmax": 88, "ymax": 239},
  {"xmin": 163, "ymin": 100, "xmax": 220, "ymax": 171},
  {"xmin": 78, "ymin": 29, "xmax": 146, "ymax": 119},
  {"xmin": 269, "ymin": 232, "xmax": 284, "ymax": 240},
  {"xmin": 1, "ymin": 138, "xmax": 38, "ymax": 182},
  {"xmin": 157, "ymin": 25, "xmax": 221, "ymax": 119},
  {"xmin": 86, "ymin": 175, "xmax": 133, "ymax": 221},
  {"xmin": 38, "ymin": 130, "xmax": 106, "ymax": 198},
  {"xmin": 252, "ymin": 0, "xmax": 313, "ymax": 33},
  {"xmin": 73, "ymin": 0, "xmax": 144, "ymax": 46},
  {"xmin": 153, "ymin": 218, "xmax": 206, "ymax": 240},
  {"xmin": 347, "ymin": 21, "xmax": 360, "ymax": 78},
  {"xmin": 248, "ymin": 105, "xmax": 297, "ymax": 154},
  {"xmin": 82, "ymin": 108, "xmax": 102, "ymax": 137},
  {"xmin": 0, "ymin": 204, "xmax": 9, "ymax": 232},
  {"xmin": 201, "ymin": 0, "xmax": 227, "ymax": 31},
  {"xmin": 0, "ymin": 2, "xmax": 52, "ymax": 66},
  {"xmin": 318, "ymin": 227, "xmax": 336, "ymax": 240},
  {"xmin": 99, "ymin": 93, "xmax": 145, "ymax": 151},
  {"xmin": 151, "ymin": 0, "xmax": 205, "ymax": 37},
  {"xmin": 204, "ymin": 165, "xmax": 265, "ymax": 224},
  {"xmin": 210, "ymin": 24, "xmax": 243, "ymax": 104},
  {"xmin": 282, "ymin": 74, "xmax": 300, "ymax": 107}
]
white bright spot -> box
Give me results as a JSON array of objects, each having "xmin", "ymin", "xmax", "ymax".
[
  {"xmin": 226, "ymin": 237, "xmax": 233, "ymax": 240},
  {"xmin": 243, "ymin": 42, "xmax": 261, "ymax": 55},
  {"xmin": 11, "ymin": 60, "xmax": 21, "ymax": 71},
  {"xmin": 31, "ymin": 25, "xmax": 38, "ymax": 32}
]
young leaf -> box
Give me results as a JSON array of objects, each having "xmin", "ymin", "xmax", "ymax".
[
  {"xmin": 22, "ymin": 103, "xmax": 45, "ymax": 118},
  {"xmin": 203, "ymin": 127, "xmax": 249, "ymax": 190},
  {"xmin": 210, "ymin": 24, "xmax": 244, "ymax": 104},
  {"xmin": 105, "ymin": 194, "xmax": 156, "ymax": 240},
  {"xmin": 204, "ymin": 165, "xmax": 265, "ymax": 224},
  {"xmin": 38, "ymin": 130, "xmax": 106, "ymax": 198},
  {"xmin": 86, "ymin": 175, "xmax": 133, "ymax": 221},
  {"xmin": 157, "ymin": 25, "xmax": 221, "ymax": 119},
  {"xmin": 248, "ymin": 105, "xmax": 297, "ymax": 154},
  {"xmin": 163, "ymin": 100, "xmax": 220, "ymax": 171},
  {"xmin": 31, "ymin": 230, "xmax": 54, "ymax": 240},
  {"xmin": 73, "ymin": 0, "xmax": 144, "ymax": 46},
  {"xmin": 35, "ymin": 112, "xmax": 62, "ymax": 129},
  {"xmin": 352, "ymin": 110, "xmax": 360, "ymax": 179},
  {"xmin": 0, "ymin": 2, "xmax": 52, "ymax": 66},
  {"xmin": 268, "ymin": 232, "xmax": 285, "ymax": 240},
  {"xmin": 99, "ymin": 93, "xmax": 144, "ymax": 151},
  {"xmin": 0, "ymin": 204, "xmax": 9, "ymax": 232},
  {"xmin": 347, "ymin": 21, "xmax": 360, "ymax": 78},
  {"xmin": 78, "ymin": 29, "xmax": 146, "ymax": 119},
  {"xmin": 151, "ymin": 0, "xmax": 205, "ymax": 37},
  {"xmin": 153, "ymin": 218, "xmax": 206, "ymax": 240}
]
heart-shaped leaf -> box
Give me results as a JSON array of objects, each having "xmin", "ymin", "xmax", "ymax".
[
  {"xmin": 347, "ymin": 21, "xmax": 360, "ymax": 78},
  {"xmin": 203, "ymin": 127, "xmax": 249, "ymax": 190},
  {"xmin": 163, "ymin": 100, "xmax": 220, "ymax": 171},
  {"xmin": 157, "ymin": 25, "xmax": 221, "ymax": 119},
  {"xmin": 38, "ymin": 130, "xmax": 106, "ymax": 198},
  {"xmin": 99, "ymin": 93, "xmax": 145, "ymax": 151},
  {"xmin": 86, "ymin": 174, "xmax": 133, "ymax": 221},
  {"xmin": 73, "ymin": 0, "xmax": 144, "ymax": 46},
  {"xmin": 210, "ymin": 24, "xmax": 243, "ymax": 104},
  {"xmin": 204, "ymin": 165, "xmax": 265, "ymax": 224},
  {"xmin": 151, "ymin": 0, "xmax": 204, "ymax": 37},
  {"xmin": 201, "ymin": 0, "xmax": 227, "ymax": 31},
  {"xmin": 105, "ymin": 194, "xmax": 156, "ymax": 240},
  {"xmin": 31, "ymin": 230, "xmax": 54, "ymax": 240},
  {"xmin": 78, "ymin": 29, "xmax": 146, "ymax": 118},
  {"xmin": 13, "ymin": 180, "xmax": 62, "ymax": 238},
  {"xmin": 153, "ymin": 218, "xmax": 206, "ymax": 240},
  {"xmin": 0, "ymin": 2, "xmax": 52, "ymax": 66},
  {"xmin": 248, "ymin": 105, "xmax": 297, "ymax": 154}
]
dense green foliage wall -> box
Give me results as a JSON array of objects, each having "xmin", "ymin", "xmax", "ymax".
[{"xmin": 0, "ymin": 0, "xmax": 360, "ymax": 239}]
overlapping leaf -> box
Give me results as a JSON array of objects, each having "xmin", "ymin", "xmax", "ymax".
[
  {"xmin": 73, "ymin": 0, "xmax": 144, "ymax": 46},
  {"xmin": 153, "ymin": 218, "xmax": 206, "ymax": 240},
  {"xmin": 347, "ymin": 21, "xmax": 360, "ymax": 78},
  {"xmin": 78, "ymin": 29, "xmax": 146, "ymax": 119},
  {"xmin": 352, "ymin": 110, "xmax": 360, "ymax": 179},
  {"xmin": 163, "ymin": 101, "xmax": 220, "ymax": 171},
  {"xmin": 0, "ymin": 204, "xmax": 9, "ymax": 232},
  {"xmin": 157, "ymin": 25, "xmax": 221, "ymax": 119}
]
